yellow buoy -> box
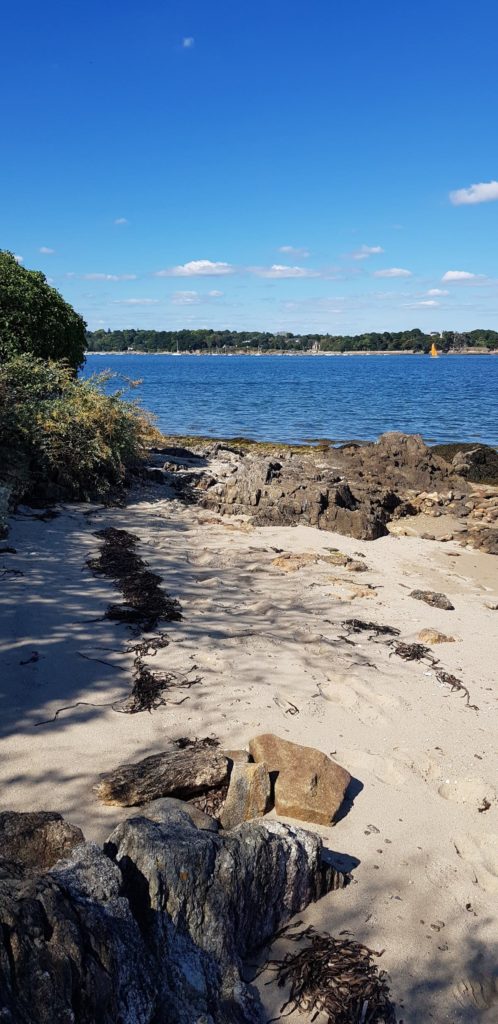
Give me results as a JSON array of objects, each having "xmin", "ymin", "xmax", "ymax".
[{"xmin": 430, "ymin": 341, "xmax": 438, "ymax": 357}]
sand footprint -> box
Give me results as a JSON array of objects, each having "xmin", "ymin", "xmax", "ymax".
[
  {"xmin": 438, "ymin": 777, "xmax": 496, "ymax": 808},
  {"xmin": 335, "ymin": 747, "xmax": 406, "ymax": 787},
  {"xmin": 453, "ymin": 833, "xmax": 498, "ymax": 893}
]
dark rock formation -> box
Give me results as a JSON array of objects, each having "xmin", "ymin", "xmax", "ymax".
[
  {"xmin": 106, "ymin": 816, "xmax": 345, "ymax": 1022},
  {"xmin": 410, "ymin": 589, "xmax": 455, "ymax": 610},
  {"xmin": 0, "ymin": 813, "xmax": 346, "ymax": 1024},
  {"xmin": 94, "ymin": 747, "xmax": 230, "ymax": 806},
  {"xmin": 0, "ymin": 811, "xmax": 85, "ymax": 872},
  {"xmin": 160, "ymin": 431, "xmax": 471, "ymax": 542},
  {"xmin": 433, "ymin": 443, "xmax": 498, "ymax": 485},
  {"xmin": 0, "ymin": 842, "xmax": 156, "ymax": 1024}
]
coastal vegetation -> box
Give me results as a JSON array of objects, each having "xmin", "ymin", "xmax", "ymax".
[
  {"xmin": 86, "ymin": 327, "xmax": 498, "ymax": 354},
  {"xmin": 0, "ymin": 253, "xmax": 159, "ymax": 527}
]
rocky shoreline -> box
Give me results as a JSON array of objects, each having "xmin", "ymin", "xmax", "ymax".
[{"xmin": 145, "ymin": 432, "xmax": 498, "ymax": 553}]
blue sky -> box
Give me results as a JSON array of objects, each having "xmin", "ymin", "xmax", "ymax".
[{"xmin": 2, "ymin": 0, "xmax": 498, "ymax": 334}]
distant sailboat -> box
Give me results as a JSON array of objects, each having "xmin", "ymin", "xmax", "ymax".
[{"xmin": 430, "ymin": 341, "xmax": 439, "ymax": 357}]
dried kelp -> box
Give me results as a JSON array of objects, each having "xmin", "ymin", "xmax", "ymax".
[
  {"xmin": 389, "ymin": 641, "xmax": 438, "ymax": 665},
  {"xmin": 435, "ymin": 669, "xmax": 479, "ymax": 711},
  {"xmin": 266, "ymin": 925, "xmax": 396, "ymax": 1024},
  {"xmin": 87, "ymin": 527, "xmax": 181, "ymax": 629},
  {"xmin": 342, "ymin": 619, "xmax": 400, "ymax": 638},
  {"xmin": 342, "ymin": 620, "xmax": 477, "ymax": 712},
  {"xmin": 175, "ymin": 736, "xmax": 220, "ymax": 749},
  {"xmin": 119, "ymin": 659, "xmax": 201, "ymax": 714}
]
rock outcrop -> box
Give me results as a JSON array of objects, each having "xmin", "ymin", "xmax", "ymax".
[
  {"xmin": 0, "ymin": 810, "xmax": 85, "ymax": 871},
  {"xmin": 0, "ymin": 841, "xmax": 156, "ymax": 1024},
  {"xmin": 106, "ymin": 815, "xmax": 344, "ymax": 1022},
  {"xmin": 0, "ymin": 810, "xmax": 346, "ymax": 1024},
  {"xmin": 249, "ymin": 734, "xmax": 351, "ymax": 826}
]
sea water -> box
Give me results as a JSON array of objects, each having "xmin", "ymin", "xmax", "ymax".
[{"xmin": 83, "ymin": 353, "xmax": 498, "ymax": 446}]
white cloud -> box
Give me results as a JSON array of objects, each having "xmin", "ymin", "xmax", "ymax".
[
  {"xmin": 113, "ymin": 298, "xmax": 159, "ymax": 306},
  {"xmin": 39, "ymin": 246, "xmax": 55, "ymax": 255},
  {"xmin": 208, "ymin": 289, "xmax": 223, "ymax": 297},
  {"xmin": 352, "ymin": 244, "xmax": 384, "ymax": 260},
  {"xmin": 442, "ymin": 270, "xmax": 477, "ymax": 282},
  {"xmin": 449, "ymin": 180, "xmax": 498, "ymax": 206},
  {"xmin": 114, "ymin": 217, "xmax": 128, "ymax": 225},
  {"xmin": 156, "ymin": 260, "xmax": 235, "ymax": 277},
  {"xmin": 277, "ymin": 245, "xmax": 310, "ymax": 258},
  {"xmin": 171, "ymin": 290, "xmax": 200, "ymax": 305},
  {"xmin": 182, "ymin": 37, "xmax": 194, "ymax": 48},
  {"xmin": 427, "ymin": 288, "xmax": 448, "ymax": 296},
  {"xmin": 373, "ymin": 267, "xmax": 412, "ymax": 278},
  {"xmin": 82, "ymin": 272, "xmax": 137, "ymax": 281},
  {"xmin": 14, "ymin": 254, "xmax": 23, "ymax": 264},
  {"xmin": 250, "ymin": 264, "xmax": 320, "ymax": 279},
  {"xmin": 417, "ymin": 300, "xmax": 439, "ymax": 307}
]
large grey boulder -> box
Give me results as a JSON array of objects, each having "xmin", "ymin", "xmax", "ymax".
[
  {"xmin": 0, "ymin": 811, "xmax": 345, "ymax": 1024},
  {"xmin": 0, "ymin": 842, "xmax": 156, "ymax": 1024},
  {"xmin": 105, "ymin": 815, "xmax": 345, "ymax": 1023}
]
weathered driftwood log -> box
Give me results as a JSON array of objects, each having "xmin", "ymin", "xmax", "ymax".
[{"xmin": 94, "ymin": 747, "xmax": 230, "ymax": 806}]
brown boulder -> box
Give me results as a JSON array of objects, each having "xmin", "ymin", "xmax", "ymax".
[
  {"xmin": 418, "ymin": 628, "xmax": 456, "ymax": 644},
  {"xmin": 249, "ymin": 734, "xmax": 351, "ymax": 827},
  {"xmin": 94, "ymin": 748, "xmax": 230, "ymax": 806},
  {"xmin": 220, "ymin": 762, "xmax": 271, "ymax": 829}
]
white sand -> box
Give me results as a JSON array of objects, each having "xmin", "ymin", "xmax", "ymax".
[{"xmin": 1, "ymin": 490, "xmax": 497, "ymax": 1022}]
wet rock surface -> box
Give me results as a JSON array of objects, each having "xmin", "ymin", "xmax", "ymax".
[{"xmin": 0, "ymin": 811, "xmax": 344, "ymax": 1024}]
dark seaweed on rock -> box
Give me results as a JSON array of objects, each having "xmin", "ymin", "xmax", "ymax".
[
  {"xmin": 342, "ymin": 619, "xmax": 400, "ymax": 637},
  {"xmin": 266, "ymin": 924, "xmax": 396, "ymax": 1024},
  {"xmin": 87, "ymin": 526, "xmax": 181, "ymax": 628}
]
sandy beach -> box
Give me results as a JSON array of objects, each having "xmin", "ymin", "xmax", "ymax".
[{"xmin": 1, "ymin": 482, "xmax": 497, "ymax": 1022}]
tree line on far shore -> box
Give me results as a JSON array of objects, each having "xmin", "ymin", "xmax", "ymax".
[{"xmin": 86, "ymin": 327, "xmax": 498, "ymax": 354}]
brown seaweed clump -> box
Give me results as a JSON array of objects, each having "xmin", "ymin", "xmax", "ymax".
[
  {"xmin": 267, "ymin": 925, "xmax": 396, "ymax": 1023},
  {"xmin": 87, "ymin": 527, "xmax": 182, "ymax": 629}
]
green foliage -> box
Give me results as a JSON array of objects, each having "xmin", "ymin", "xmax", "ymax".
[
  {"xmin": 86, "ymin": 327, "xmax": 498, "ymax": 355},
  {"xmin": 0, "ymin": 355, "xmax": 161, "ymax": 503},
  {"xmin": 0, "ymin": 251, "xmax": 87, "ymax": 369}
]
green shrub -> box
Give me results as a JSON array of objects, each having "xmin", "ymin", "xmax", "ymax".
[
  {"xmin": 0, "ymin": 355, "xmax": 161, "ymax": 503},
  {"xmin": 0, "ymin": 251, "xmax": 86, "ymax": 370}
]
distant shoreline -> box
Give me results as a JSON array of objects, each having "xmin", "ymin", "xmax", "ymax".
[{"xmin": 85, "ymin": 348, "xmax": 498, "ymax": 357}]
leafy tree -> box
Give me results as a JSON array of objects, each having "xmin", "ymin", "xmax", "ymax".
[{"xmin": 0, "ymin": 251, "xmax": 86, "ymax": 370}]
